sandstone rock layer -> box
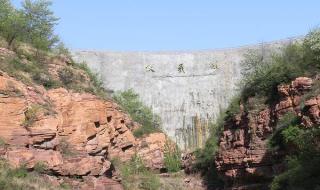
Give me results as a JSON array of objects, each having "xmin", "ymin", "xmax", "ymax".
[
  {"xmin": 0, "ymin": 72, "xmax": 167, "ymax": 189},
  {"xmin": 215, "ymin": 77, "xmax": 318, "ymax": 189}
]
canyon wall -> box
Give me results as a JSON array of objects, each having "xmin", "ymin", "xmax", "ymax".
[{"xmin": 72, "ymin": 40, "xmax": 291, "ymax": 150}]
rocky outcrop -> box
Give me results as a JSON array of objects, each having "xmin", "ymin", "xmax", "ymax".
[
  {"xmin": 136, "ymin": 133, "xmax": 167, "ymax": 169},
  {"xmin": 0, "ymin": 72, "xmax": 167, "ymax": 189},
  {"xmin": 215, "ymin": 77, "xmax": 317, "ymax": 189}
]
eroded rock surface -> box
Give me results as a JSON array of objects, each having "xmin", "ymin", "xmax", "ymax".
[
  {"xmin": 215, "ymin": 77, "xmax": 318, "ymax": 189},
  {"xmin": 0, "ymin": 72, "xmax": 167, "ymax": 189}
]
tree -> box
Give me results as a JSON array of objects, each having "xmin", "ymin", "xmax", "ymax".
[
  {"xmin": 0, "ymin": 0, "xmax": 27, "ymax": 47},
  {"xmin": 21, "ymin": 0, "xmax": 59, "ymax": 51},
  {"xmin": 0, "ymin": 0, "xmax": 60, "ymax": 50},
  {"xmin": 0, "ymin": 0, "xmax": 12, "ymax": 25}
]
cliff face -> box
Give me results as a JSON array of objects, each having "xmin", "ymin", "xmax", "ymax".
[
  {"xmin": 0, "ymin": 58, "xmax": 167, "ymax": 189},
  {"xmin": 72, "ymin": 41, "xmax": 290, "ymax": 150},
  {"xmin": 215, "ymin": 77, "xmax": 319, "ymax": 189}
]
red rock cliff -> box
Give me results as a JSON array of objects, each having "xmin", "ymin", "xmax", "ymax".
[
  {"xmin": 215, "ymin": 77, "xmax": 319, "ymax": 189},
  {"xmin": 0, "ymin": 71, "xmax": 167, "ymax": 190}
]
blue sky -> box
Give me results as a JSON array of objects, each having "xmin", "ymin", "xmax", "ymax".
[{"xmin": 11, "ymin": 0, "xmax": 320, "ymax": 51}]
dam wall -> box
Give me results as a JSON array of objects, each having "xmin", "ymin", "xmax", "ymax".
[{"xmin": 72, "ymin": 40, "xmax": 292, "ymax": 150}]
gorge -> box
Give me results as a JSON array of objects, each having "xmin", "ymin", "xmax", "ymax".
[
  {"xmin": 1, "ymin": 1, "xmax": 319, "ymax": 189},
  {"xmin": 72, "ymin": 40, "xmax": 293, "ymax": 150}
]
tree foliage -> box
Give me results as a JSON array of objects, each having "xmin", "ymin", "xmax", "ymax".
[
  {"xmin": 0, "ymin": 0, "xmax": 59, "ymax": 50},
  {"xmin": 239, "ymin": 28, "xmax": 320, "ymax": 106},
  {"xmin": 270, "ymin": 126, "xmax": 320, "ymax": 190},
  {"xmin": 240, "ymin": 29, "xmax": 320, "ymax": 189},
  {"xmin": 22, "ymin": 0, "xmax": 59, "ymax": 50}
]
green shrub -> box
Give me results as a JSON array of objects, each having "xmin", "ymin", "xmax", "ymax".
[
  {"xmin": 300, "ymin": 80, "xmax": 320, "ymax": 110},
  {"xmin": 75, "ymin": 63, "xmax": 103, "ymax": 88},
  {"xmin": 304, "ymin": 28, "xmax": 320, "ymax": 62},
  {"xmin": 268, "ymin": 112, "xmax": 300, "ymax": 149},
  {"xmin": 192, "ymin": 116, "xmax": 225, "ymax": 188},
  {"xmin": 53, "ymin": 42, "xmax": 71, "ymax": 56},
  {"xmin": 277, "ymin": 112, "xmax": 300, "ymax": 129},
  {"xmin": 270, "ymin": 127, "xmax": 320, "ymax": 190},
  {"xmin": 164, "ymin": 142, "xmax": 181, "ymax": 173},
  {"xmin": 269, "ymin": 112, "xmax": 320, "ymax": 190},
  {"xmin": 0, "ymin": 0, "xmax": 111, "ymax": 98},
  {"xmin": 139, "ymin": 173, "xmax": 161, "ymax": 190},
  {"xmin": 119, "ymin": 155, "xmax": 161, "ymax": 190},
  {"xmin": 241, "ymin": 29, "xmax": 320, "ymax": 104},
  {"xmin": 59, "ymin": 182, "xmax": 71, "ymax": 190},
  {"xmin": 72, "ymin": 62, "xmax": 107, "ymax": 96},
  {"xmin": 192, "ymin": 28, "xmax": 320, "ymax": 190},
  {"xmin": 0, "ymin": 138, "xmax": 5, "ymax": 147},
  {"xmin": 9, "ymin": 58, "xmax": 39, "ymax": 73},
  {"xmin": 58, "ymin": 62, "xmax": 109, "ymax": 98},
  {"xmin": 23, "ymin": 104, "xmax": 41, "ymax": 127},
  {"xmin": 32, "ymin": 73, "xmax": 60, "ymax": 89},
  {"xmin": 281, "ymin": 125, "xmax": 302, "ymax": 145},
  {"xmin": 0, "ymin": 0, "xmax": 110, "ymax": 98},
  {"xmin": 58, "ymin": 138, "xmax": 77, "ymax": 157},
  {"xmin": 0, "ymin": 58, "xmax": 36, "ymax": 83},
  {"xmin": 33, "ymin": 162, "xmax": 48, "ymax": 174},
  {"xmin": 7, "ymin": 164, "xmax": 28, "ymax": 178},
  {"xmin": 246, "ymin": 95, "xmax": 267, "ymax": 114},
  {"xmin": 0, "ymin": 159, "xmax": 64, "ymax": 190},
  {"xmin": 58, "ymin": 67, "xmax": 78, "ymax": 86},
  {"xmin": 224, "ymin": 96, "xmax": 240, "ymax": 118},
  {"xmin": 194, "ymin": 109, "xmax": 227, "ymax": 169},
  {"xmin": 241, "ymin": 43, "xmax": 307, "ymax": 103},
  {"xmin": 0, "ymin": 56, "xmax": 61, "ymax": 90},
  {"xmin": 113, "ymin": 89, "xmax": 161, "ymax": 137}
]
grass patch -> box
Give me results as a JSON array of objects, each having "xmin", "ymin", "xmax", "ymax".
[
  {"xmin": 0, "ymin": 138, "xmax": 6, "ymax": 147},
  {"xmin": 33, "ymin": 162, "xmax": 48, "ymax": 174},
  {"xmin": 59, "ymin": 182, "xmax": 71, "ymax": 190},
  {"xmin": 0, "ymin": 159, "xmax": 63, "ymax": 190},
  {"xmin": 1, "ymin": 40, "xmax": 108, "ymax": 98},
  {"xmin": 0, "ymin": 81, "xmax": 24, "ymax": 97},
  {"xmin": 58, "ymin": 67, "xmax": 81, "ymax": 86},
  {"xmin": 72, "ymin": 62, "xmax": 108, "ymax": 98},
  {"xmin": 164, "ymin": 142, "xmax": 181, "ymax": 173},
  {"xmin": 0, "ymin": 0, "xmax": 110, "ymax": 98},
  {"xmin": 0, "ymin": 55, "xmax": 61, "ymax": 89},
  {"xmin": 117, "ymin": 155, "xmax": 161, "ymax": 190}
]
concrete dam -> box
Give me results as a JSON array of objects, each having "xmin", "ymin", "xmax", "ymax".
[{"xmin": 72, "ymin": 40, "xmax": 291, "ymax": 150}]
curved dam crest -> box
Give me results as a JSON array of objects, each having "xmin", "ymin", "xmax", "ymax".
[{"xmin": 72, "ymin": 40, "xmax": 291, "ymax": 150}]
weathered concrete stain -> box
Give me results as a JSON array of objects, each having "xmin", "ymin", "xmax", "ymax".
[{"xmin": 72, "ymin": 40, "xmax": 292, "ymax": 150}]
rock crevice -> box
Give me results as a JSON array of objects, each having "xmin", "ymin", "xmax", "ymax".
[{"xmin": 215, "ymin": 77, "xmax": 316, "ymax": 189}]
